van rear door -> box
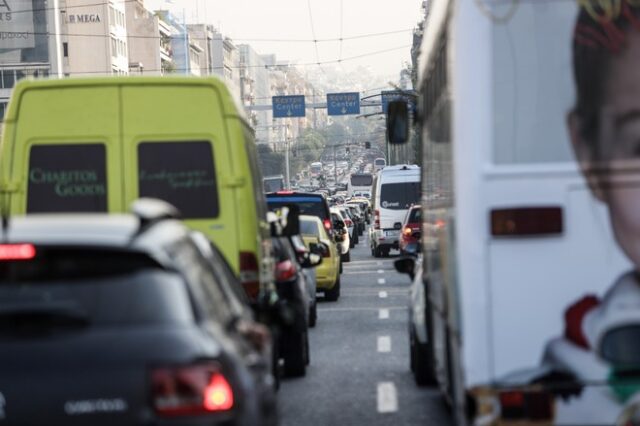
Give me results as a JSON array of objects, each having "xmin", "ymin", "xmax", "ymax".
[
  {"xmin": 120, "ymin": 82, "xmax": 237, "ymax": 264},
  {"xmin": 6, "ymin": 84, "xmax": 123, "ymax": 214}
]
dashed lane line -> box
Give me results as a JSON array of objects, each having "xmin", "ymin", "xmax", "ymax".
[
  {"xmin": 377, "ymin": 269, "xmax": 385, "ymax": 274},
  {"xmin": 377, "ymin": 336, "xmax": 391, "ymax": 353},
  {"xmin": 377, "ymin": 382, "xmax": 398, "ymax": 413},
  {"xmin": 379, "ymin": 308, "xmax": 390, "ymax": 319},
  {"xmin": 378, "ymin": 291, "xmax": 388, "ymax": 298},
  {"xmin": 377, "ymin": 278, "xmax": 386, "ymax": 285},
  {"xmin": 318, "ymin": 306, "xmax": 404, "ymax": 312}
]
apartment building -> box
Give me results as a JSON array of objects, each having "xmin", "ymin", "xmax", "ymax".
[{"xmin": 126, "ymin": 0, "xmax": 161, "ymax": 75}]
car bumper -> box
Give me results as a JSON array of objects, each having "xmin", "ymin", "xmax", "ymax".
[{"xmin": 373, "ymin": 229, "xmax": 399, "ymax": 246}]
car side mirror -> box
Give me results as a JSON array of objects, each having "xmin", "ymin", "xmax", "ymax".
[
  {"xmin": 394, "ymin": 222, "xmax": 402, "ymax": 230},
  {"xmin": 394, "ymin": 257, "xmax": 415, "ymax": 280},
  {"xmin": 333, "ymin": 220, "xmax": 345, "ymax": 230},
  {"xmin": 387, "ymin": 100, "xmax": 409, "ymax": 145}
]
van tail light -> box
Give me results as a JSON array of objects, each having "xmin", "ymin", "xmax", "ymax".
[
  {"xmin": 323, "ymin": 219, "xmax": 332, "ymax": 231},
  {"xmin": 491, "ymin": 207, "xmax": 563, "ymax": 237},
  {"xmin": 151, "ymin": 362, "xmax": 234, "ymax": 417},
  {"xmin": 239, "ymin": 252, "xmax": 260, "ymax": 301},
  {"xmin": 374, "ymin": 209, "xmax": 380, "ymax": 230},
  {"xmin": 275, "ymin": 259, "xmax": 297, "ymax": 282},
  {"xmin": 499, "ymin": 390, "xmax": 553, "ymax": 421},
  {"xmin": 0, "ymin": 244, "xmax": 36, "ymax": 260}
]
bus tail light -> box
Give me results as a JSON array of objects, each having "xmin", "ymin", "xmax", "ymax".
[
  {"xmin": 491, "ymin": 207, "xmax": 563, "ymax": 237},
  {"xmin": 239, "ymin": 251, "xmax": 260, "ymax": 301},
  {"xmin": 374, "ymin": 209, "xmax": 380, "ymax": 230}
]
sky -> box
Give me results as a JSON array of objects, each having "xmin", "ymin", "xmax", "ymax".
[{"xmin": 146, "ymin": 0, "xmax": 424, "ymax": 78}]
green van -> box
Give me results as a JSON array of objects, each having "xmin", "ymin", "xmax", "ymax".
[{"xmin": 0, "ymin": 77, "xmax": 273, "ymax": 302}]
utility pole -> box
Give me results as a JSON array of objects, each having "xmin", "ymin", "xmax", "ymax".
[{"xmin": 333, "ymin": 143, "xmax": 338, "ymax": 185}]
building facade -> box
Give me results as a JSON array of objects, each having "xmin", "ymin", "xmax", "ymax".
[
  {"xmin": 62, "ymin": 0, "xmax": 129, "ymax": 76},
  {"xmin": 126, "ymin": 0, "xmax": 160, "ymax": 75},
  {"xmin": 0, "ymin": 0, "xmax": 64, "ymax": 120}
]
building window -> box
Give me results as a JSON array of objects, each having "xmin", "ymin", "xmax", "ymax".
[{"xmin": 63, "ymin": 42, "xmax": 68, "ymax": 58}]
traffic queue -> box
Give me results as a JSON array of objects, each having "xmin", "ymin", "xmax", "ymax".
[{"xmin": 0, "ymin": 76, "xmax": 366, "ymax": 425}]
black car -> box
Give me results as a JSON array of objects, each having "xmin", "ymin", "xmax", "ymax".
[
  {"xmin": 0, "ymin": 200, "xmax": 277, "ymax": 426},
  {"xmin": 266, "ymin": 192, "xmax": 333, "ymax": 236},
  {"xmin": 271, "ymin": 236, "xmax": 312, "ymax": 377}
]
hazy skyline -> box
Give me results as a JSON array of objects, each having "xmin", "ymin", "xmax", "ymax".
[{"xmin": 146, "ymin": 0, "xmax": 424, "ymax": 79}]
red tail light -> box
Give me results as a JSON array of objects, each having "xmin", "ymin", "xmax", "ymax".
[
  {"xmin": 499, "ymin": 390, "xmax": 553, "ymax": 421},
  {"xmin": 374, "ymin": 209, "xmax": 380, "ymax": 230},
  {"xmin": 323, "ymin": 219, "xmax": 332, "ymax": 231},
  {"xmin": 239, "ymin": 251, "xmax": 260, "ymax": 301},
  {"xmin": 275, "ymin": 259, "xmax": 297, "ymax": 281},
  {"xmin": 276, "ymin": 190, "xmax": 294, "ymax": 194},
  {"xmin": 403, "ymin": 227, "xmax": 412, "ymax": 236},
  {"xmin": 491, "ymin": 207, "xmax": 563, "ymax": 237},
  {"xmin": 345, "ymin": 218, "xmax": 353, "ymax": 227},
  {"xmin": 0, "ymin": 244, "xmax": 36, "ymax": 260},
  {"xmin": 152, "ymin": 363, "xmax": 234, "ymax": 416}
]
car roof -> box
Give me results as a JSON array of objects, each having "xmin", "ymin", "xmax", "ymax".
[
  {"xmin": 3, "ymin": 210, "xmax": 192, "ymax": 265},
  {"xmin": 300, "ymin": 214, "xmax": 322, "ymax": 225}
]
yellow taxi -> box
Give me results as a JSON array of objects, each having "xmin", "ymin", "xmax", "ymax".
[{"xmin": 299, "ymin": 215, "xmax": 341, "ymax": 301}]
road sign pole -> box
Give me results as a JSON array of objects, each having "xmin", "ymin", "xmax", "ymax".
[{"xmin": 285, "ymin": 138, "xmax": 291, "ymax": 189}]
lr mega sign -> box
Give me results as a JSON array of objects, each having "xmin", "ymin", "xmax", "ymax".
[{"xmin": 0, "ymin": 0, "xmax": 35, "ymax": 50}]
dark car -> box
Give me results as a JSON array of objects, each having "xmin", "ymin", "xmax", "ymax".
[
  {"xmin": 399, "ymin": 205, "xmax": 422, "ymax": 255},
  {"xmin": 266, "ymin": 191, "xmax": 332, "ymax": 236},
  {"xmin": 0, "ymin": 200, "xmax": 277, "ymax": 426},
  {"xmin": 271, "ymin": 236, "xmax": 312, "ymax": 377}
]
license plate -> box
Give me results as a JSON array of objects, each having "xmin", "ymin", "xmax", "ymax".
[{"xmin": 385, "ymin": 231, "xmax": 398, "ymax": 237}]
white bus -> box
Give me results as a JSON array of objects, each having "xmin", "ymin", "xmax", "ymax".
[
  {"xmin": 309, "ymin": 162, "xmax": 323, "ymax": 178},
  {"xmin": 373, "ymin": 157, "xmax": 386, "ymax": 172},
  {"xmin": 347, "ymin": 173, "xmax": 373, "ymax": 198},
  {"xmin": 414, "ymin": 1, "xmax": 638, "ymax": 425}
]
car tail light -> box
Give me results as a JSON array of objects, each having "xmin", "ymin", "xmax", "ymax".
[
  {"xmin": 275, "ymin": 259, "xmax": 297, "ymax": 282},
  {"xmin": 0, "ymin": 244, "xmax": 36, "ymax": 260},
  {"xmin": 151, "ymin": 363, "xmax": 234, "ymax": 416},
  {"xmin": 499, "ymin": 390, "xmax": 553, "ymax": 421},
  {"xmin": 491, "ymin": 207, "xmax": 563, "ymax": 237},
  {"xmin": 403, "ymin": 227, "xmax": 413, "ymax": 236},
  {"xmin": 345, "ymin": 218, "xmax": 353, "ymax": 227},
  {"xmin": 323, "ymin": 218, "xmax": 332, "ymax": 231},
  {"xmin": 374, "ymin": 209, "xmax": 380, "ymax": 230},
  {"xmin": 239, "ymin": 252, "xmax": 260, "ymax": 301}
]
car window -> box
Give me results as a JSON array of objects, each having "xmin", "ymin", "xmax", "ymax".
[
  {"xmin": 166, "ymin": 239, "xmax": 234, "ymax": 325},
  {"xmin": 266, "ymin": 195, "xmax": 329, "ymax": 220},
  {"xmin": 0, "ymin": 248, "xmax": 193, "ymax": 327},
  {"xmin": 301, "ymin": 220, "xmax": 319, "ymax": 236},
  {"xmin": 27, "ymin": 144, "xmax": 107, "ymax": 213},
  {"xmin": 138, "ymin": 141, "xmax": 219, "ymax": 219},
  {"xmin": 408, "ymin": 208, "xmax": 422, "ymax": 223}
]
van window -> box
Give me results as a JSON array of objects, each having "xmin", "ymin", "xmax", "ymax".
[
  {"xmin": 27, "ymin": 144, "xmax": 107, "ymax": 213},
  {"xmin": 138, "ymin": 142, "xmax": 218, "ymax": 219},
  {"xmin": 380, "ymin": 182, "xmax": 420, "ymax": 210}
]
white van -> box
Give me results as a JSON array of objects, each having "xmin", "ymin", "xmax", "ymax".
[{"xmin": 370, "ymin": 165, "xmax": 420, "ymax": 257}]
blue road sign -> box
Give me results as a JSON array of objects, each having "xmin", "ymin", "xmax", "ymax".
[
  {"xmin": 381, "ymin": 90, "xmax": 416, "ymax": 114},
  {"xmin": 272, "ymin": 95, "xmax": 306, "ymax": 118},
  {"xmin": 326, "ymin": 92, "xmax": 360, "ymax": 116}
]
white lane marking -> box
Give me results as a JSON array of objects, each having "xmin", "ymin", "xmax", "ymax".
[
  {"xmin": 378, "ymin": 291, "xmax": 388, "ymax": 298},
  {"xmin": 377, "ymin": 336, "xmax": 391, "ymax": 352},
  {"xmin": 342, "ymin": 270, "xmax": 387, "ymax": 275},
  {"xmin": 379, "ymin": 308, "xmax": 390, "ymax": 319},
  {"xmin": 377, "ymin": 269, "xmax": 385, "ymax": 274},
  {"xmin": 377, "ymin": 382, "xmax": 398, "ymax": 413},
  {"xmin": 377, "ymin": 278, "xmax": 386, "ymax": 285},
  {"xmin": 319, "ymin": 306, "xmax": 405, "ymax": 313}
]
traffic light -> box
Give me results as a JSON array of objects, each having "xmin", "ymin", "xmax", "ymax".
[{"xmin": 364, "ymin": 141, "xmax": 371, "ymax": 149}]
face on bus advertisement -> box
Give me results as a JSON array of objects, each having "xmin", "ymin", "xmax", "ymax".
[{"xmin": 570, "ymin": 2, "xmax": 640, "ymax": 269}]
